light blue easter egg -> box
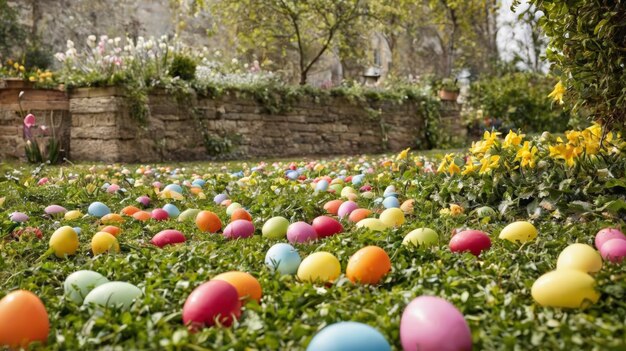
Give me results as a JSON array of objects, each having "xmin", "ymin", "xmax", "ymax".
[
  {"xmin": 162, "ymin": 204, "xmax": 180, "ymax": 218},
  {"xmin": 64, "ymin": 270, "xmax": 109, "ymax": 303},
  {"xmin": 214, "ymin": 193, "xmax": 229, "ymax": 204},
  {"xmin": 164, "ymin": 184, "xmax": 183, "ymax": 194},
  {"xmin": 382, "ymin": 196, "xmax": 400, "ymax": 209},
  {"xmin": 265, "ymin": 243, "xmax": 301, "ymax": 275},
  {"xmin": 315, "ymin": 180, "xmax": 329, "ymax": 192},
  {"xmin": 88, "ymin": 202, "xmax": 111, "ymax": 218},
  {"xmin": 73, "ymin": 227, "xmax": 82, "ymax": 235},
  {"xmin": 351, "ymin": 174, "xmax": 364, "ymax": 185},
  {"xmin": 306, "ymin": 322, "xmax": 391, "ymax": 351},
  {"xmin": 192, "ymin": 179, "xmax": 205, "ymax": 187},
  {"xmin": 286, "ymin": 171, "xmax": 299, "ymax": 180}
]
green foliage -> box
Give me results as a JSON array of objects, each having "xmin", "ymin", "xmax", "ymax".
[
  {"xmin": 169, "ymin": 54, "xmax": 197, "ymax": 81},
  {"xmin": 467, "ymin": 71, "xmax": 572, "ymax": 133},
  {"xmin": 24, "ymin": 139, "xmax": 60, "ymax": 165},
  {"xmin": 0, "ymin": 0, "xmax": 25, "ymax": 59},
  {"xmin": 523, "ymin": 0, "xmax": 626, "ymax": 130}
]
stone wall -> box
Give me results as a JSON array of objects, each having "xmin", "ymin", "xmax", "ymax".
[{"xmin": 0, "ymin": 82, "xmax": 71, "ymax": 161}]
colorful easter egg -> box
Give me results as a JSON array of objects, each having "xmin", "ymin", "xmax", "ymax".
[
  {"xmin": 449, "ymin": 230, "xmax": 491, "ymax": 256},
  {"xmin": 83, "ymin": 282, "xmax": 142, "ymax": 309},
  {"xmin": 195, "ymin": 211, "xmax": 222, "ymax": 233},
  {"xmin": 226, "ymin": 203, "xmax": 242, "ymax": 216},
  {"xmin": 162, "ymin": 204, "xmax": 180, "ymax": 218},
  {"xmin": 164, "ymin": 183, "xmax": 183, "ymax": 194},
  {"xmin": 223, "ymin": 220, "xmax": 255, "ymax": 239},
  {"xmin": 287, "ymin": 222, "xmax": 317, "ymax": 243},
  {"xmin": 599, "ymin": 239, "xmax": 626, "ymax": 263},
  {"xmin": 64, "ymin": 270, "xmax": 109, "ymax": 303},
  {"xmin": 265, "ymin": 243, "xmax": 301, "ymax": 275},
  {"xmin": 400, "ymin": 296, "xmax": 472, "ymax": 351},
  {"xmin": 498, "ymin": 221, "xmax": 538, "ymax": 243},
  {"xmin": 348, "ymin": 208, "xmax": 372, "ymax": 223},
  {"xmin": 151, "ymin": 229, "xmax": 186, "ymax": 248},
  {"xmin": 101, "ymin": 213, "xmax": 124, "ymax": 224},
  {"xmin": 556, "ymin": 243, "xmax": 602, "ymax": 273},
  {"xmin": 214, "ymin": 193, "xmax": 229, "ymax": 204},
  {"xmin": 324, "ymin": 200, "xmax": 343, "ymax": 215},
  {"xmin": 91, "ymin": 232, "xmax": 120, "ymax": 255},
  {"xmin": 297, "ymin": 252, "xmax": 341, "ymax": 283},
  {"xmin": 231, "ymin": 208, "xmax": 252, "ymax": 222},
  {"xmin": 9, "ymin": 212, "xmax": 29, "ymax": 223},
  {"xmin": 595, "ymin": 228, "xmax": 626, "ymax": 250},
  {"xmin": 531, "ymin": 270, "xmax": 599, "ymax": 308},
  {"xmin": 136, "ymin": 196, "xmax": 150, "ymax": 207},
  {"xmin": 262, "ymin": 216, "xmax": 290, "ymax": 239},
  {"xmin": 0, "ymin": 290, "xmax": 49, "ymax": 348},
  {"xmin": 151, "ymin": 208, "xmax": 169, "ymax": 221},
  {"xmin": 346, "ymin": 246, "xmax": 391, "ymax": 284},
  {"xmin": 379, "ymin": 208, "xmax": 405, "ymax": 227},
  {"xmin": 306, "ymin": 322, "xmax": 391, "ymax": 351},
  {"xmin": 402, "ymin": 228, "xmax": 438, "ymax": 247},
  {"xmin": 213, "ymin": 271, "xmax": 262, "ymax": 302},
  {"xmin": 88, "ymin": 202, "xmax": 110, "ymax": 218},
  {"xmin": 312, "ymin": 216, "xmax": 343, "ymax": 238},
  {"xmin": 132, "ymin": 211, "xmax": 152, "ymax": 222},
  {"xmin": 178, "ymin": 208, "xmax": 201, "ymax": 222},
  {"xmin": 64, "ymin": 210, "xmax": 82, "ymax": 221},
  {"xmin": 356, "ymin": 218, "xmax": 387, "ymax": 232},
  {"xmin": 121, "ymin": 205, "xmax": 141, "ymax": 216},
  {"xmin": 49, "ymin": 226, "xmax": 79, "ymax": 258},
  {"xmin": 382, "ymin": 196, "xmax": 400, "ymax": 209},
  {"xmin": 100, "ymin": 225, "xmax": 121, "ymax": 237},
  {"xmin": 400, "ymin": 199, "xmax": 415, "ymax": 214},
  {"xmin": 315, "ymin": 180, "xmax": 329, "ymax": 192},
  {"xmin": 182, "ymin": 280, "xmax": 241, "ymax": 330},
  {"xmin": 44, "ymin": 205, "xmax": 67, "ymax": 216},
  {"xmin": 11, "ymin": 227, "xmax": 43, "ymax": 239},
  {"xmin": 337, "ymin": 201, "xmax": 359, "ymax": 218}
]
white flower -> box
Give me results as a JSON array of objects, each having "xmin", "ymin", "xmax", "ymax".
[
  {"xmin": 107, "ymin": 39, "xmax": 114, "ymax": 45},
  {"xmin": 159, "ymin": 43, "xmax": 167, "ymax": 50},
  {"xmin": 54, "ymin": 52, "xmax": 66, "ymax": 62},
  {"xmin": 100, "ymin": 35, "xmax": 108, "ymax": 42},
  {"xmin": 88, "ymin": 35, "xmax": 96, "ymax": 42},
  {"xmin": 114, "ymin": 37, "xmax": 121, "ymax": 45},
  {"xmin": 231, "ymin": 58, "xmax": 238, "ymax": 64},
  {"xmin": 145, "ymin": 39, "xmax": 154, "ymax": 50},
  {"xmin": 66, "ymin": 40, "xmax": 74, "ymax": 48}
]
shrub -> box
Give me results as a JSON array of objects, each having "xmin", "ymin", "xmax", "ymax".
[{"xmin": 169, "ymin": 53, "xmax": 197, "ymax": 81}]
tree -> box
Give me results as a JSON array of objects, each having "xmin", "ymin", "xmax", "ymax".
[
  {"xmin": 211, "ymin": 0, "xmax": 368, "ymax": 85},
  {"xmin": 0, "ymin": 0, "xmax": 25, "ymax": 61},
  {"xmin": 521, "ymin": 0, "xmax": 626, "ymax": 130}
]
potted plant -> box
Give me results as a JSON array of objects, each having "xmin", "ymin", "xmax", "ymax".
[{"xmin": 438, "ymin": 78, "xmax": 460, "ymax": 101}]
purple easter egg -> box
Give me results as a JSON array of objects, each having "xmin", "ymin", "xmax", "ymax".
[
  {"xmin": 223, "ymin": 220, "xmax": 255, "ymax": 239},
  {"xmin": 151, "ymin": 229, "xmax": 186, "ymax": 248},
  {"xmin": 286, "ymin": 221, "xmax": 317, "ymax": 243},
  {"xmin": 400, "ymin": 296, "xmax": 472, "ymax": 351},
  {"xmin": 137, "ymin": 195, "xmax": 151, "ymax": 207},
  {"xmin": 9, "ymin": 212, "xmax": 29, "ymax": 222},
  {"xmin": 45, "ymin": 205, "xmax": 67, "ymax": 215},
  {"xmin": 600, "ymin": 239, "xmax": 626, "ymax": 263},
  {"xmin": 337, "ymin": 201, "xmax": 359, "ymax": 218},
  {"xmin": 214, "ymin": 193, "xmax": 229, "ymax": 205}
]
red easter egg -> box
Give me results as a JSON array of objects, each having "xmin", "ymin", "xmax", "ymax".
[
  {"xmin": 223, "ymin": 220, "xmax": 255, "ymax": 240},
  {"xmin": 151, "ymin": 209, "xmax": 169, "ymax": 221},
  {"xmin": 151, "ymin": 230, "xmax": 186, "ymax": 248},
  {"xmin": 323, "ymin": 200, "xmax": 343, "ymax": 215},
  {"xmin": 11, "ymin": 227, "xmax": 43, "ymax": 240},
  {"xmin": 312, "ymin": 216, "xmax": 343, "ymax": 238},
  {"xmin": 182, "ymin": 280, "xmax": 241, "ymax": 330},
  {"xmin": 449, "ymin": 230, "xmax": 491, "ymax": 256}
]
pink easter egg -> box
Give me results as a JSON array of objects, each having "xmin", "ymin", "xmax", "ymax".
[
  {"xmin": 151, "ymin": 208, "xmax": 169, "ymax": 221},
  {"xmin": 600, "ymin": 239, "xmax": 626, "ymax": 263},
  {"xmin": 106, "ymin": 184, "xmax": 120, "ymax": 193},
  {"xmin": 182, "ymin": 280, "xmax": 241, "ymax": 331},
  {"xmin": 595, "ymin": 228, "xmax": 626, "ymax": 250},
  {"xmin": 37, "ymin": 177, "xmax": 49, "ymax": 186},
  {"xmin": 400, "ymin": 296, "xmax": 472, "ymax": 351},
  {"xmin": 337, "ymin": 201, "xmax": 359, "ymax": 218},
  {"xmin": 44, "ymin": 205, "xmax": 67, "ymax": 215},
  {"xmin": 449, "ymin": 230, "xmax": 491, "ymax": 256},
  {"xmin": 222, "ymin": 220, "xmax": 255, "ymax": 240},
  {"xmin": 137, "ymin": 196, "xmax": 150, "ymax": 207},
  {"xmin": 311, "ymin": 216, "xmax": 343, "ymax": 238},
  {"xmin": 286, "ymin": 221, "xmax": 317, "ymax": 243},
  {"xmin": 151, "ymin": 229, "xmax": 186, "ymax": 248}
]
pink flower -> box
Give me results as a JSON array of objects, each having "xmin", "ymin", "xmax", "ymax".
[{"xmin": 24, "ymin": 114, "xmax": 36, "ymax": 128}]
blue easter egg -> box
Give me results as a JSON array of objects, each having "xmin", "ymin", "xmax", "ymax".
[
  {"xmin": 306, "ymin": 322, "xmax": 390, "ymax": 351},
  {"xmin": 101, "ymin": 182, "xmax": 110, "ymax": 190},
  {"xmin": 382, "ymin": 196, "xmax": 400, "ymax": 209},
  {"xmin": 286, "ymin": 171, "xmax": 299, "ymax": 180},
  {"xmin": 191, "ymin": 179, "xmax": 205, "ymax": 187},
  {"xmin": 265, "ymin": 243, "xmax": 302, "ymax": 275},
  {"xmin": 316, "ymin": 180, "xmax": 329, "ymax": 192},
  {"xmin": 73, "ymin": 227, "xmax": 82, "ymax": 235},
  {"xmin": 352, "ymin": 174, "xmax": 364, "ymax": 185},
  {"xmin": 88, "ymin": 202, "xmax": 111, "ymax": 218},
  {"xmin": 162, "ymin": 204, "xmax": 180, "ymax": 218},
  {"xmin": 297, "ymin": 167, "xmax": 306, "ymax": 175},
  {"xmin": 164, "ymin": 184, "xmax": 183, "ymax": 194},
  {"xmin": 214, "ymin": 193, "xmax": 229, "ymax": 204}
]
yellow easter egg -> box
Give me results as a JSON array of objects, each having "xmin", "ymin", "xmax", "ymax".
[
  {"xmin": 498, "ymin": 221, "xmax": 538, "ymax": 243},
  {"xmin": 49, "ymin": 226, "xmax": 79, "ymax": 258},
  {"xmin": 356, "ymin": 218, "xmax": 388, "ymax": 232},
  {"xmin": 402, "ymin": 228, "xmax": 438, "ymax": 247},
  {"xmin": 91, "ymin": 232, "xmax": 120, "ymax": 255},
  {"xmin": 379, "ymin": 208, "xmax": 405, "ymax": 228},
  {"xmin": 101, "ymin": 213, "xmax": 124, "ymax": 225},
  {"xmin": 64, "ymin": 210, "xmax": 82, "ymax": 221},
  {"xmin": 340, "ymin": 186, "xmax": 357, "ymax": 198},
  {"xmin": 297, "ymin": 252, "xmax": 341, "ymax": 283},
  {"xmin": 556, "ymin": 243, "xmax": 602, "ymax": 273},
  {"xmin": 531, "ymin": 269, "xmax": 599, "ymax": 308}
]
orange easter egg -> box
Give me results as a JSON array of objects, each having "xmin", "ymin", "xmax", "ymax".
[
  {"xmin": 221, "ymin": 199, "xmax": 232, "ymax": 207},
  {"xmin": 0, "ymin": 290, "xmax": 49, "ymax": 348},
  {"xmin": 212, "ymin": 271, "xmax": 262, "ymax": 302},
  {"xmin": 101, "ymin": 213, "xmax": 124, "ymax": 224},
  {"xmin": 132, "ymin": 211, "xmax": 152, "ymax": 222},
  {"xmin": 100, "ymin": 225, "xmax": 121, "ymax": 237},
  {"xmin": 231, "ymin": 208, "xmax": 252, "ymax": 222},
  {"xmin": 346, "ymin": 246, "xmax": 391, "ymax": 284},
  {"xmin": 348, "ymin": 208, "xmax": 372, "ymax": 223},
  {"xmin": 120, "ymin": 205, "xmax": 140, "ymax": 216},
  {"xmin": 196, "ymin": 211, "xmax": 222, "ymax": 233},
  {"xmin": 323, "ymin": 200, "xmax": 344, "ymax": 215}
]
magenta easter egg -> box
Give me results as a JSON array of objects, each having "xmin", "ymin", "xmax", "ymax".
[
  {"xmin": 151, "ymin": 209, "xmax": 169, "ymax": 221},
  {"xmin": 595, "ymin": 228, "xmax": 626, "ymax": 250},
  {"xmin": 151, "ymin": 230, "xmax": 186, "ymax": 248},
  {"xmin": 182, "ymin": 280, "xmax": 241, "ymax": 330},
  {"xmin": 337, "ymin": 201, "xmax": 359, "ymax": 218},
  {"xmin": 449, "ymin": 230, "xmax": 491, "ymax": 256},
  {"xmin": 287, "ymin": 222, "xmax": 317, "ymax": 243},
  {"xmin": 312, "ymin": 216, "xmax": 343, "ymax": 238},
  {"xmin": 600, "ymin": 239, "xmax": 626, "ymax": 263},
  {"xmin": 400, "ymin": 296, "xmax": 472, "ymax": 351},
  {"xmin": 223, "ymin": 220, "xmax": 255, "ymax": 240}
]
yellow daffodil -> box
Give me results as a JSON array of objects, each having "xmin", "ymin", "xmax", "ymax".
[
  {"xmin": 462, "ymin": 157, "xmax": 478, "ymax": 175},
  {"xmin": 483, "ymin": 130, "xmax": 501, "ymax": 144},
  {"xmin": 437, "ymin": 159, "xmax": 448, "ymax": 174},
  {"xmin": 396, "ymin": 147, "xmax": 410, "ymax": 161},
  {"xmin": 548, "ymin": 81, "xmax": 566, "ymax": 105},
  {"xmin": 515, "ymin": 141, "xmax": 538, "ymax": 168},
  {"xmin": 448, "ymin": 162, "xmax": 461, "ymax": 175},
  {"xmin": 479, "ymin": 155, "xmax": 501, "ymax": 174},
  {"xmin": 450, "ymin": 204, "xmax": 464, "ymax": 216},
  {"xmin": 503, "ymin": 130, "xmax": 525, "ymax": 148},
  {"xmin": 549, "ymin": 144, "xmax": 580, "ymax": 167}
]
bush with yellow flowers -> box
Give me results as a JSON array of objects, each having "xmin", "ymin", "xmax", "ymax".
[{"xmin": 0, "ymin": 58, "xmax": 57, "ymax": 88}]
